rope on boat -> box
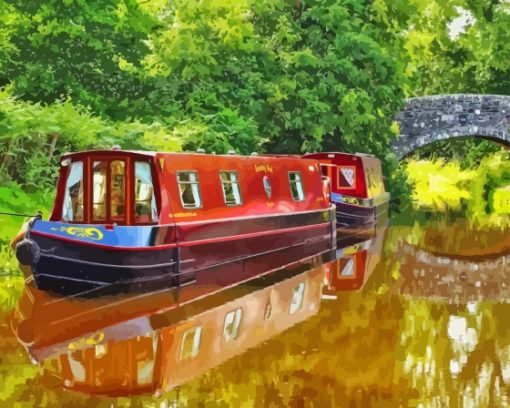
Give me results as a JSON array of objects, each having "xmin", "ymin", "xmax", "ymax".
[{"xmin": 0, "ymin": 211, "xmax": 42, "ymax": 218}]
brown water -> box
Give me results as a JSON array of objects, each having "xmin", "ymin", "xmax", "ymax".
[{"xmin": 0, "ymin": 225, "xmax": 509, "ymax": 407}]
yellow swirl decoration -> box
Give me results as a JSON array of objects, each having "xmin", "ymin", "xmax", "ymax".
[{"xmin": 60, "ymin": 226, "xmax": 104, "ymax": 241}]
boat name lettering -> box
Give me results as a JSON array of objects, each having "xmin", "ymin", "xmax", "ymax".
[
  {"xmin": 173, "ymin": 212, "xmax": 198, "ymax": 217},
  {"xmin": 255, "ymin": 164, "xmax": 273, "ymax": 174}
]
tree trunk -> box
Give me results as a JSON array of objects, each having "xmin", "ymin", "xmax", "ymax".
[{"xmin": 48, "ymin": 133, "xmax": 59, "ymax": 158}]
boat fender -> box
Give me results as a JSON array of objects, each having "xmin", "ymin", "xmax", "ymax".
[{"xmin": 15, "ymin": 238, "xmax": 41, "ymax": 266}]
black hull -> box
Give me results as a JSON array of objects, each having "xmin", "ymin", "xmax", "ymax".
[{"xmin": 28, "ymin": 213, "xmax": 335, "ymax": 297}]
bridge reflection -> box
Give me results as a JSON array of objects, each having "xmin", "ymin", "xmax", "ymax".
[{"xmin": 393, "ymin": 241, "xmax": 510, "ymax": 303}]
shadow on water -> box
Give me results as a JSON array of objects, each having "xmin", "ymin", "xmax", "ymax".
[{"xmin": 1, "ymin": 223, "xmax": 509, "ymax": 407}]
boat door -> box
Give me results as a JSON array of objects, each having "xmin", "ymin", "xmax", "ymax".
[{"xmin": 89, "ymin": 156, "xmax": 129, "ymax": 225}]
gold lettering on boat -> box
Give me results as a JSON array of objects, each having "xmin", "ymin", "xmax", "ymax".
[
  {"xmin": 173, "ymin": 212, "xmax": 198, "ymax": 217},
  {"xmin": 255, "ymin": 164, "xmax": 273, "ymax": 174}
]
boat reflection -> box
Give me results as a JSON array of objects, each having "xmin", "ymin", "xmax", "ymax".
[
  {"xmin": 12, "ymin": 228, "xmax": 387, "ymax": 396},
  {"xmin": 323, "ymin": 227, "xmax": 386, "ymax": 297}
]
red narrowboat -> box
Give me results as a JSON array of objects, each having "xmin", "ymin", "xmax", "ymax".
[
  {"xmin": 303, "ymin": 152, "xmax": 390, "ymax": 229},
  {"xmin": 14, "ymin": 149, "xmax": 335, "ymax": 296}
]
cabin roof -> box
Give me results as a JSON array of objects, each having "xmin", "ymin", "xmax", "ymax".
[
  {"xmin": 303, "ymin": 152, "xmax": 375, "ymax": 159},
  {"xmin": 61, "ymin": 149, "xmax": 321, "ymax": 163}
]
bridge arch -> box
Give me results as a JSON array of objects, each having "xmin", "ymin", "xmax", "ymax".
[{"xmin": 392, "ymin": 94, "xmax": 510, "ymax": 159}]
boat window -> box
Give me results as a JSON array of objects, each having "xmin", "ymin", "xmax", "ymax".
[
  {"xmin": 110, "ymin": 160, "xmax": 126, "ymax": 221},
  {"xmin": 62, "ymin": 161, "xmax": 84, "ymax": 221},
  {"xmin": 68, "ymin": 351, "xmax": 86, "ymax": 382},
  {"xmin": 288, "ymin": 172, "xmax": 305, "ymax": 201},
  {"xmin": 263, "ymin": 176, "xmax": 272, "ymax": 198},
  {"xmin": 223, "ymin": 308, "xmax": 242, "ymax": 343},
  {"xmin": 92, "ymin": 161, "xmax": 107, "ymax": 221},
  {"xmin": 177, "ymin": 171, "xmax": 202, "ymax": 209},
  {"xmin": 338, "ymin": 166, "xmax": 356, "ymax": 189},
  {"xmin": 289, "ymin": 282, "xmax": 305, "ymax": 314},
  {"xmin": 339, "ymin": 257, "xmax": 355, "ymax": 277},
  {"xmin": 220, "ymin": 171, "xmax": 242, "ymax": 206},
  {"xmin": 135, "ymin": 161, "xmax": 158, "ymax": 222},
  {"xmin": 180, "ymin": 326, "xmax": 202, "ymax": 360}
]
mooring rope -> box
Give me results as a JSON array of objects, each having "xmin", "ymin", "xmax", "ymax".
[{"xmin": 0, "ymin": 211, "xmax": 41, "ymax": 218}]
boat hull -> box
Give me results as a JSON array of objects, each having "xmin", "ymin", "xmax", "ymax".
[{"xmin": 25, "ymin": 209, "xmax": 336, "ymax": 297}]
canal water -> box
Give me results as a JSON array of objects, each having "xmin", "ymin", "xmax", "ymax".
[{"xmin": 0, "ymin": 224, "xmax": 508, "ymax": 407}]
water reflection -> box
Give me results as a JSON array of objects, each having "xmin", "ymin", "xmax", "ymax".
[{"xmin": 6, "ymin": 224, "xmax": 510, "ymax": 406}]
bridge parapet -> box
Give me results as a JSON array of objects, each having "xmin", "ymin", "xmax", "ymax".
[{"xmin": 392, "ymin": 94, "xmax": 510, "ymax": 159}]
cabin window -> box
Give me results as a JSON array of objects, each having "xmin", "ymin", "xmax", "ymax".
[
  {"xmin": 263, "ymin": 176, "xmax": 272, "ymax": 198},
  {"xmin": 223, "ymin": 308, "xmax": 242, "ymax": 343},
  {"xmin": 289, "ymin": 282, "xmax": 305, "ymax": 314},
  {"xmin": 338, "ymin": 166, "xmax": 356, "ymax": 189},
  {"xmin": 62, "ymin": 161, "xmax": 84, "ymax": 221},
  {"xmin": 92, "ymin": 161, "xmax": 107, "ymax": 221},
  {"xmin": 67, "ymin": 351, "xmax": 86, "ymax": 383},
  {"xmin": 135, "ymin": 161, "xmax": 158, "ymax": 222},
  {"xmin": 220, "ymin": 171, "xmax": 242, "ymax": 206},
  {"xmin": 177, "ymin": 171, "xmax": 202, "ymax": 209},
  {"xmin": 110, "ymin": 160, "xmax": 126, "ymax": 221},
  {"xmin": 180, "ymin": 326, "xmax": 202, "ymax": 360},
  {"xmin": 288, "ymin": 172, "xmax": 305, "ymax": 201},
  {"xmin": 339, "ymin": 258, "xmax": 355, "ymax": 278}
]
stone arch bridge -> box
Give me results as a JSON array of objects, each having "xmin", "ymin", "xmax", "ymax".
[{"xmin": 392, "ymin": 94, "xmax": 510, "ymax": 159}]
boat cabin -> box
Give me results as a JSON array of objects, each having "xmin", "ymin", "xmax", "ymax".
[
  {"xmin": 51, "ymin": 150, "xmax": 331, "ymax": 226},
  {"xmin": 303, "ymin": 152, "xmax": 390, "ymax": 228},
  {"xmin": 303, "ymin": 152, "xmax": 386, "ymax": 201}
]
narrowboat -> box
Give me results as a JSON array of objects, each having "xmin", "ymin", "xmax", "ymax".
[
  {"xmin": 303, "ymin": 152, "xmax": 390, "ymax": 231},
  {"xmin": 13, "ymin": 257, "xmax": 326, "ymax": 395},
  {"xmin": 14, "ymin": 149, "xmax": 335, "ymax": 296}
]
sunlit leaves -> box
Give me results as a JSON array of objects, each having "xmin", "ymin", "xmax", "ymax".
[{"xmin": 406, "ymin": 159, "xmax": 475, "ymax": 211}]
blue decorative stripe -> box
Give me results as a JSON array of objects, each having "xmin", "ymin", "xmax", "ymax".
[
  {"xmin": 32, "ymin": 220, "xmax": 161, "ymax": 247},
  {"xmin": 331, "ymin": 192, "xmax": 343, "ymax": 203}
]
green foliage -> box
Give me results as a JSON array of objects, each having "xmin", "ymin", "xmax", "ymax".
[
  {"xmin": 0, "ymin": 0, "xmax": 157, "ymax": 118},
  {"xmin": 404, "ymin": 151, "xmax": 510, "ymax": 228},
  {"xmin": 0, "ymin": 92, "xmax": 181, "ymax": 191},
  {"xmin": 373, "ymin": 0, "xmax": 510, "ymax": 95},
  {"xmin": 0, "ymin": 276, "xmax": 23, "ymax": 310},
  {"xmin": 409, "ymin": 138, "xmax": 504, "ymax": 169}
]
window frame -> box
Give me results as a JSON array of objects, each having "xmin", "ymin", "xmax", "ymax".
[
  {"xmin": 289, "ymin": 282, "xmax": 306, "ymax": 314},
  {"xmin": 337, "ymin": 165, "xmax": 357, "ymax": 190},
  {"xmin": 56, "ymin": 154, "xmax": 163, "ymax": 225},
  {"xmin": 263, "ymin": 175, "xmax": 272, "ymax": 199},
  {"xmin": 176, "ymin": 170, "xmax": 203, "ymax": 210},
  {"xmin": 288, "ymin": 171, "xmax": 305, "ymax": 202},
  {"xmin": 133, "ymin": 160, "xmax": 158, "ymax": 224},
  {"xmin": 62, "ymin": 160, "xmax": 85, "ymax": 222},
  {"xmin": 222, "ymin": 307, "xmax": 243, "ymax": 343},
  {"xmin": 89, "ymin": 157, "xmax": 128, "ymax": 224},
  {"xmin": 179, "ymin": 325, "xmax": 202, "ymax": 360},
  {"xmin": 219, "ymin": 170, "xmax": 242, "ymax": 207}
]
